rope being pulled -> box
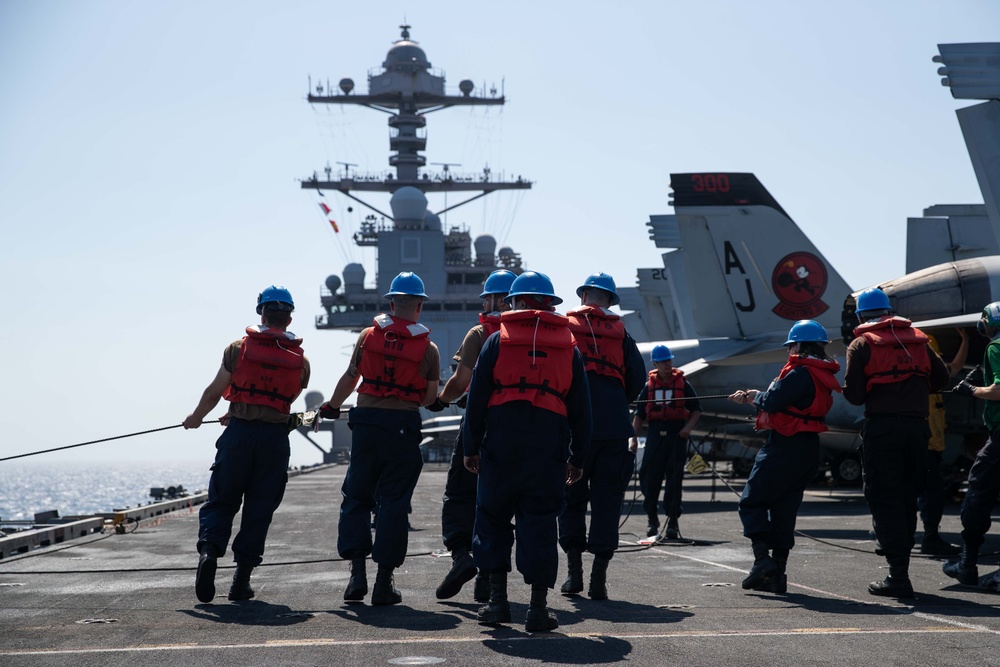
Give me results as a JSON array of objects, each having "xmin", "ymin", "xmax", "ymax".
[
  {"xmin": 0, "ymin": 408, "xmax": 350, "ymax": 463},
  {"xmin": 0, "ymin": 423, "xmax": 216, "ymax": 463}
]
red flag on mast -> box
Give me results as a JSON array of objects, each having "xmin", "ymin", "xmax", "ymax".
[
  {"xmin": 329, "ymin": 219, "xmax": 339, "ymax": 233},
  {"xmin": 319, "ymin": 202, "xmax": 331, "ymax": 215}
]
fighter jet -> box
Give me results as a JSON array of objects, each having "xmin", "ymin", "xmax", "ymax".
[
  {"xmin": 619, "ymin": 172, "xmax": 867, "ymax": 483},
  {"xmin": 620, "ymin": 44, "xmax": 1000, "ymax": 483}
]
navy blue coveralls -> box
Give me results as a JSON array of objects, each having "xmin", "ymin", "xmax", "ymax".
[
  {"xmin": 739, "ymin": 367, "xmax": 820, "ymax": 554},
  {"xmin": 558, "ymin": 333, "xmax": 645, "ymax": 558},
  {"xmin": 198, "ymin": 419, "xmax": 291, "ymax": 567},
  {"xmin": 636, "ymin": 380, "xmax": 701, "ymax": 526},
  {"xmin": 337, "ymin": 407, "xmax": 424, "ymax": 568},
  {"xmin": 463, "ymin": 333, "xmax": 592, "ymax": 587}
]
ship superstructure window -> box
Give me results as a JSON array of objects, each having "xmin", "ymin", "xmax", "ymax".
[{"xmin": 401, "ymin": 238, "xmax": 421, "ymax": 264}]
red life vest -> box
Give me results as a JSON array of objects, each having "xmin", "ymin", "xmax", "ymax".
[
  {"xmin": 479, "ymin": 311, "xmax": 502, "ymax": 337},
  {"xmin": 566, "ymin": 305, "xmax": 626, "ymax": 385},
  {"xmin": 755, "ymin": 355, "xmax": 842, "ymax": 436},
  {"xmin": 853, "ymin": 316, "xmax": 931, "ymax": 391},
  {"xmin": 487, "ymin": 309, "xmax": 575, "ymax": 416},
  {"xmin": 357, "ymin": 314, "xmax": 431, "ymax": 402},
  {"xmin": 223, "ymin": 326, "xmax": 305, "ymax": 414},
  {"xmin": 645, "ymin": 368, "xmax": 689, "ymax": 421}
]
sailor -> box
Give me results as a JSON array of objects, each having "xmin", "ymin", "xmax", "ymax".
[
  {"xmin": 843, "ymin": 288, "xmax": 949, "ymax": 598},
  {"xmin": 631, "ymin": 344, "xmax": 702, "ymax": 539},
  {"xmin": 319, "ymin": 272, "xmax": 440, "ymax": 605},
  {"xmin": 918, "ymin": 329, "xmax": 967, "ymax": 556},
  {"xmin": 427, "ymin": 269, "xmax": 516, "ymax": 602},
  {"xmin": 183, "ymin": 285, "xmax": 310, "ymax": 604},
  {"xmin": 558, "ymin": 272, "xmax": 645, "ymax": 600},
  {"xmin": 462, "ymin": 271, "xmax": 591, "ymax": 632},
  {"xmin": 729, "ymin": 320, "xmax": 841, "ymax": 594},
  {"xmin": 944, "ymin": 302, "xmax": 1000, "ymax": 591}
]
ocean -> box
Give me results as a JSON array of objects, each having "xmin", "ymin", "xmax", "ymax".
[{"xmin": 0, "ymin": 460, "xmax": 213, "ymax": 523}]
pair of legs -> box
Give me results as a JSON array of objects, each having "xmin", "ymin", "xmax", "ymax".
[
  {"xmin": 944, "ymin": 428, "xmax": 1000, "ymax": 590},
  {"xmin": 738, "ymin": 432, "xmax": 820, "ymax": 594},
  {"xmin": 557, "ymin": 438, "xmax": 634, "ymax": 598},
  {"xmin": 639, "ymin": 425, "xmax": 686, "ymax": 536},
  {"xmin": 338, "ymin": 410, "xmax": 423, "ymax": 604},
  {"xmin": 861, "ymin": 416, "xmax": 929, "ymax": 597},
  {"xmin": 196, "ymin": 418, "xmax": 290, "ymax": 602}
]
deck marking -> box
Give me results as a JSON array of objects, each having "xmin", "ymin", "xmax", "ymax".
[{"xmin": 0, "ymin": 626, "xmax": 980, "ymax": 656}]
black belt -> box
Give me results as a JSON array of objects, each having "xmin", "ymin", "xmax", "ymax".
[{"xmin": 866, "ymin": 413, "xmax": 926, "ymax": 420}]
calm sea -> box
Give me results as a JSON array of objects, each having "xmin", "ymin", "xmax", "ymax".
[{"xmin": 0, "ymin": 460, "xmax": 213, "ymax": 523}]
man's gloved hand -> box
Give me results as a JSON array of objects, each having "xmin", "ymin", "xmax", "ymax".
[
  {"xmin": 318, "ymin": 402, "xmax": 341, "ymax": 419},
  {"xmin": 964, "ymin": 365, "xmax": 984, "ymax": 386},
  {"xmin": 952, "ymin": 381, "xmax": 977, "ymax": 398},
  {"xmin": 425, "ymin": 397, "xmax": 447, "ymax": 412}
]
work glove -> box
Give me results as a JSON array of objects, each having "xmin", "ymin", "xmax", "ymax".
[
  {"xmin": 964, "ymin": 365, "xmax": 984, "ymax": 386},
  {"xmin": 952, "ymin": 381, "xmax": 977, "ymax": 398},
  {"xmin": 318, "ymin": 402, "xmax": 340, "ymax": 419},
  {"xmin": 425, "ymin": 397, "xmax": 447, "ymax": 412}
]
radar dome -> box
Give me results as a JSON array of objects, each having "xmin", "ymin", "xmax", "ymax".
[
  {"xmin": 384, "ymin": 41, "xmax": 430, "ymax": 69},
  {"xmin": 423, "ymin": 211, "xmax": 442, "ymax": 231},
  {"xmin": 459, "ymin": 79, "xmax": 474, "ymax": 96},
  {"xmin": 474, "ymin": 234, "xmax": 497, "ymax": 256},
  {"xmin": 304, "ymin": 391, "xmax": 324, "ymax": 410},
  {"xmin": 343, "ymin": 263, "xmax": 366, "ymax": 289},
  {"xmin": 325, "ymin": 274, "xmax": 342, "ymax": 293},
  {"xmin": 498, "ymin": 246, "xmax": 515, "ymax": 258},
  {"xmin": 390, "ymin": 186, "xmax": 428, "ymax": 222},
  {"xmin": 339, "ymin": 78, "xmax": 354, "ymax": 94}
]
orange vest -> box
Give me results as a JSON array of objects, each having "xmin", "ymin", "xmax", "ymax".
[
  {"xmin": 357, "ymin": 314, "xmax": 431, "ymax": 402},
  {"xmin": 645, "ymin": 368, "xmax": 689, "ymax": 421},
  {"xmin": 223, "ymin": 326, "xmax": 305, "ymax": 413},
  {"xmin": 479, "ymin": 311, "xmax": 502, "ymax": 337},
  {"xmin": 853, "ymin": 317, "xmax": 931, "ymax": 391},
  {"xmin": 487, "ymin": 309, "xmax": 575, "ymax": 417},
  {"xmin": 755, "ymin": 355, "xmax": 842, "ymax": 436},
  {"xmin": 567, "ymin": 305, "xmax": 626, "ymax": 385}
]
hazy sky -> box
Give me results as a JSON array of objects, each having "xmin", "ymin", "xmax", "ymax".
[{"xmin": 2, "ymin": 0, "xmax": 997, "ymax": 467}]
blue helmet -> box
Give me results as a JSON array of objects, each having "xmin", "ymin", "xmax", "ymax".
[
  {"xmin": 855, "ymin": 287, "xmax": 890, "ymax": 314},
  {"xmin": 480, "ymin": 269, "xmax": 517, "ymax": 298},
  {"xmin": 384, "ymin": 272, "xmax": 428, "ymax": 299},
  {"xmin": 576, "ymin": 272, "xmax": 620, "ymax": 306},
  {"xmin": 651, "ymin": 344, "xmax": 674, "ymax": 362},
  {"xmin": 784, "ymin": 320, "xmax": 829, "ymax": 346},
  {"xmin": 983, "ymin": 301, "xmax": 1000, "ymax": 328},
  {"xmin": 504, "ymin": 271, "xmax": 563, "ymax": 306},
  {"xmin": 257, "ymin": 285, "xmax": 295, "ymax": 314}
]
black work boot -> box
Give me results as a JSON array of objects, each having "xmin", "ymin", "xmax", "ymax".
[
  {"xmin": 228, "ymin": 563, "xmax": 255, "ymax": 601},
  {"xmin": 943, "ymin": 546, "xmax": 979, "ymax": 586},
  {"xmin": 560, "ymin": 549, "xmax": 584, "ymax": 595},
  {"xmin": 979, "ymin": 568, "xmax": 1000, "ymax": 592},
  {"xmin": 646, "ymin": 516, "xmax": 660, "ymax": 538},
  {"xmin": 344, "ymin": 557, "xmax": 368, "ymax": 601},
  {"xmin": 525, "ymin": 584, "xmax": 559, "ymax": 633},
  {"xmin": 473, "ymin": 573, "xmax": 490, "ymax": 602},
  {"xmin": 588, "ymin": 555, "xmax": 610, "ymax": 600},
  {"xmin": 371, "ymin": 564, "xmax": 402, "ymax": 605},
  {"xmin": 477, "ymin": 572, "xmax": 512, "ymax": 625},
  {"xmin": 868, "ymin": 575, "xmax": 914, "ymax": 598},
  {"xmin": 666, "ymin": 517, "xmax": 680, "ymax": 540},
  {"xmin": 195, "ymin": 543, "xmax": 219, "ymax": 603},
  {"xmin": 436, "ymin": 549, "xmax": 477, "ymax": 600},
  {"xmin": 758, "ymin": 574, "xmax": 788, "ymax": 594},
  {"xmin": 869, "ymin": 560, "xmax": 914, "ymax": 599},
  {"xmin": 742, "ymin": 543, "xmax": 777, "ymax": 590},
  {"xmin": 920, "ymin": 526, "xmax": 961, "ymax": 556}
]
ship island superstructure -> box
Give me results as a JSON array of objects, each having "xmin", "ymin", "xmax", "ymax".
[{"xmin": 301, "ymin": 25, "xmax": 532, "ymax": 369}]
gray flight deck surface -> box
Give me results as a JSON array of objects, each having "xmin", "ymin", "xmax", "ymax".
[{"xmin": 3, "ymin": 464, "xmax": 1000, "ymax": 666}]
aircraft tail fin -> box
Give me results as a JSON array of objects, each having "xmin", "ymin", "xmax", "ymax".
[{"xmin": 668, "ymin": 173, "xmax": 853, "ymax": 339}]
